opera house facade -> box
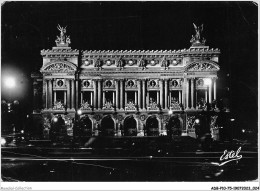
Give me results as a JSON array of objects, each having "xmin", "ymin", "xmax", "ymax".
[{"xmin": 31, "ymin": 24, "xmax": 220, "ymax": 139}]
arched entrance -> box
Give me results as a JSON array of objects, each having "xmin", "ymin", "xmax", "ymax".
[
  {"xmin": 124, "ymin": 116, "xmax": 137, "ymax": 136},
  {"xmin": 79, "ymin": 116, "xmax": 92, "ymax": 136},
  {"xmin": 146, "ymin": 116, "xmax": 159, "ymax": 136},
  {"xmin": 167, "ymin": 116, "xmax": 181, "ymax": 136},
  {"xmin": 100, "ymin": 116, "xmax": 115, "ymax": 136},
  {"xmin": 49, "ymin": 115, "xmax": 66, "ymax": 141}
]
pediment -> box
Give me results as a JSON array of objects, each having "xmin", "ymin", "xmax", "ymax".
[
  {"xmin": 41, "ymin": 61, "xmax": 77, "ymax": 73},
  {"xmin": 185, "ymin": 60, "xmax": 219, "ymax": 72}
]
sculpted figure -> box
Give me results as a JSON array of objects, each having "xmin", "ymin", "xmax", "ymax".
[{"xmin": 190, "ymin": 23, "xmax": 206, "ymax": 45}]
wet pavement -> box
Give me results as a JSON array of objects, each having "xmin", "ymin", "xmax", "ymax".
[{"xmin": 1, "ymin": 136, "xmax": 258, "ymax": 181}]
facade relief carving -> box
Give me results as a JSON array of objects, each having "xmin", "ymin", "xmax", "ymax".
[
  {"xmin": 43, "ymin": 62, "xmax": 76, "ymax": 72},
  {"xmin": 186, "ymin": 62, "xmax": 219, "ymax": 71}
]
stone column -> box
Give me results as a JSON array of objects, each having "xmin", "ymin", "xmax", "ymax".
[
  {"xmin": 186, "ymin": 78, "xmax": 189, "ymax": 109},
  {"xmin": 42, "ymin": 79, "xmax": 47, "ymax": 109},
  {"xmin": 191, "ymin": 78, "xmax": 194, "ymax": 109},
  {"xmin": 169, "ymin": 91, "xmax": 172, "ymax": 106},
  {"xmin": 125, "ymin": 91, "xmax": 127, "ymax": 106},
  {"xmin": 159, "ymin": 80, "xmax": 163, "ymax": 108},
  {"xmin": 103, "ymin": 91, "xmax": 106, "ymax": 106},
  {"xmin": 164, "ymin": 79, "xmax": 168, "ymax": 109},
  {"xmin": 98, "ymin": 80, "xmax": 101, "ymax": 109},
  {"xmin": 137, "ymin": 80, "xmax": 141, "ymax": 108},
  {"xmin": 157, "ymin": 91, "xmax": 159, "ymax": 104},
  {"xmin": 178, "ymin": 91, "xmax": 182, "ymax": 104},
  {"xmin": 209, "ymin": 79, "xmax": 212, "ymax": 103},
  {"xmin": 66, "ymin": 79, "xmax": 71, "ymax": 109},
  {"xmin": 142, "ymin": 80, "xmax": 146, "ymax": 109},
  {"xmin": 80, "ymin": 92, "xmax": 83, "ymax": 104},
  {"xmin": 113, "ymin": 91, "xmax": 115, "ymax": 105},
  {"xmin": 213, "ymin": 78, "xmax": 217, "ymax": 100},
  {"xmin": 48, "ymin": 79, "xmax": 53, "ymax": 109},
  {"xmin": 135, "ymin": 91, "xmax": 137, "ymax": 105},
  {"xmin": 71, "ymin": 79, "xmax": 75, "ymax": 109},
  {"xmin": 54, "ymin": 91, "xmax": 57, "ymax": 103},
  {"xmin": 205, "ymin": 90, "xmax": 208, "ymax": 103},
  {"xmin": 147, "ymin": 91, "xmax": 150, "ymax": 106},
  {"xmin": 90, "ymin": 92, "xmax": 93, "ymax": 105},
  {"xmin": 182, "ymin": 78, "xmax": 187, "ymax": 109},
  {"xmin": 116, "ymin": 80, "xmax": 119, "ymax": 109},
  {"xmin": 93, "ymin": 80, "xmax": 97, "ymax": 109},
  {"xmin": 75, "ymin": 78, "xmax": 79, "ymax": 110},
  {"xmin": 64, "ymin": 92, "xmax": 66, "ymax": 105},
  {"xmin": 120, "ymin": 80, "xmax": 124, "ymax": 109}
]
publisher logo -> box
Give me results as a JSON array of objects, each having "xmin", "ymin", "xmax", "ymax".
[{"xmin": 219, "ymin": 147, "xmax": 242, "ymax": 166}]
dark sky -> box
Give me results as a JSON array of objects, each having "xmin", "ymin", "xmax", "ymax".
[{"xmin": 1, "ymin": 1, "xmax": 258, "ymax": 129}]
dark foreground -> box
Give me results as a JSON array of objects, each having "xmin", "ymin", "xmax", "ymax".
[{"xmin": 1, "ymin": 136, "xmax": 258, "ymax": 181}]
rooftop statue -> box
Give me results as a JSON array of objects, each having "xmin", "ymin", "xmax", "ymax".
[
  {"xmin": 190, "ymin": 23, "xmax": 206, "ymax": 46},
  {"xmin": 55, "ymin": 24, "xmax": 71, "ymax": 46}
]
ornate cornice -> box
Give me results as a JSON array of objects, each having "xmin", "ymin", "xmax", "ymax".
[{"xmin": 41, "ymin": 48, "xmax": 79, "ymax": 58}]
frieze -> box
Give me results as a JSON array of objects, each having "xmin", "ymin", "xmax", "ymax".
[
  {"xmin": 82, "ymin": 49, "xmax": 220, "ymax": 55},
  {"xmin": 186, "ymin": 61, "xmax": 220, "ymax": 72},
  {"xmin": 41, "ymin": 62, "xmax": 76, "ymax": 73}
]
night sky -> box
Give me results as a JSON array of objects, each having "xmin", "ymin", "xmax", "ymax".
[{"xmin": 1, "ymin": 2, "xmax": 258, "ymax": 130}]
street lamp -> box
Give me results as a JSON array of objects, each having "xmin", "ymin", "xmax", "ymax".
[{"xmin": 4, "ymin": 76, "xmax": 16, "ymax": 89}]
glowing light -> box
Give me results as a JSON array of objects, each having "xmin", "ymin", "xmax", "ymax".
[
  {"xmin": 203, "ymin": 78, "xmax": 212, "ymax": 86},
  {"xmin": 230, "ymin": 118, "xmax": 235, "ymax": 121},
  {"xmin": 1, "ymin": 138, "xmax": 6, "ymax": 146},
  {"xmin": 53, "ymin": 117, "xmax": 58, "ymax": 122},
  {"xmin": 21, "ymin": 130, "xmax": 24, "ymax": 134},
  {"xmin": 242, "ymin": 129, "xmax": 245, "ymax": 133},
  {"xmin": 77, "ymin": 110, "xmax": 82, "ymax": 115},
  {"xmin": 4, "ymin": 77, "xmax": 16, "ymax": 89},
  {"xmin": 168, "ymin": 110, "xmax": 173, "ymax": 115},
  {"xmin": 195, "ymin": 119, "xmax": 200, "ymax": 124}
]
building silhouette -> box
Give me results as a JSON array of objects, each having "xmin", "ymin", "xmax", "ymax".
[{"xmin": 31, "ymin": 24, "xmax": 220, "ymax": 138}]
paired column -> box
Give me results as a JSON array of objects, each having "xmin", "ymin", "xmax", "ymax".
[
  {"xmin": 120, "ymin": 80, "xmax": 124, "ymax": 109},
  {"xmin": 137, "ymin": 80, "xmax": 141, "ymax": 108},
  {"xmin": 209, "ymin": 79, "xmax": 212, "ymax": 103},
  {"xmin": 164, "ymin": 80, "xmax": 168, "ymax": 109},
  {"xmin": 191, "ymin": 78, "xmax": 195, "ymax": 109},
  {"xmin": 182, "ymin": 78, "xmax": 187, "ymax": 109},
  {"xmin": 213, "ymin": 78, "xmax": 217, "ymax": 100},
  {"xmin": 93, "ymin": 80, "xmax": 97, "ymax": 109},
  {"xmin": 48, "ymin": 79, "xmax": 53, "ymax": 109},
  {"xmin": 66, "ymin": 79, "xmax": 71, "ymax": 109},
  {"xmin": 103, "ymin": 92, "xmax": 105, "ymax": 106},
  {"xmin": 186, "ymin": 78, "xmax": 190, "ymax": 109},
  {"xmin": 159, "ymin": 80, "xmax": 163, "ymax": 108},
  {"xmin": 125, "ymin": 91, "xmax": 127, "ymax": 106},
  {"xmin": 157, "ymin": 91, "xmax": 159, "ymax": 104},
  {"xmin": 116, "ymin": 80, "xmax": 119, "ymax": 109},
  {"xmin": 71, "ymin": 79, "xmax": 75, "ymax": 109},
  {"xmin": 178, "ymin": 91, "xmax": 182, "ymax": 104},
  {"xmin": 42, "ymin": 79, "xmax": 47, "ymax": 109},
  {"xmin": 90, "ymin": 92, "xmax": 93, "ymax": 105},
  {"xmin": 142, "ymin": 80, "xmax": 146, "ymax": 109},
  {"xmin": 54, "ymin": 91, "xmax": 57, "ymax": 103},
  {"xmin": 97, "ymin": 80, "xmax": 102, "ymax": 109},
  {"xmin": 75, "ymin": 78, "xmax": 79, "ymax": 110}
]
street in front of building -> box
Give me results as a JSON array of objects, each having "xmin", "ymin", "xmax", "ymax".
[{"xmin": 1, "ymin": 135, "xmax": 258, "ymax": 181}]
